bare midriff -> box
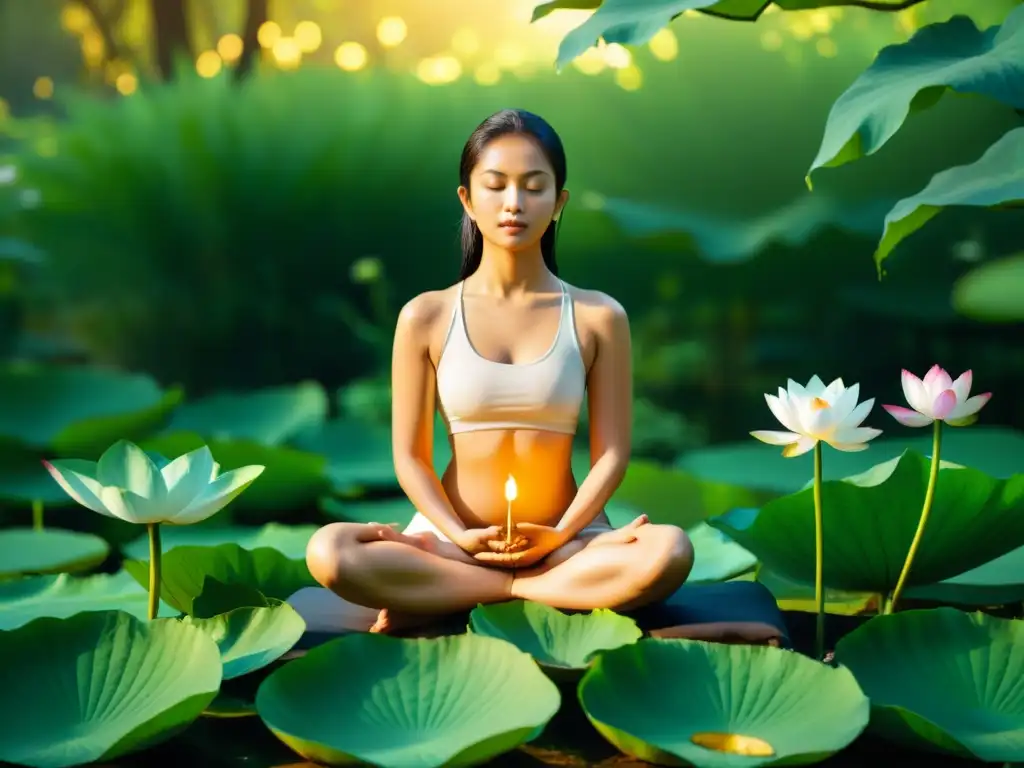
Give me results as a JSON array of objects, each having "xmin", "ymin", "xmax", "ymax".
[{"xmin": 439, "ymin": 428, "xmax": 609, "ymax": 530}]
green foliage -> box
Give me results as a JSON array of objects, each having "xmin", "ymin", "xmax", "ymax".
[
  {"xmin": 952, "ymin": 251, "xmax": 1024, "ymax": 322},
  {"xmin": 0, "ymin": 528, "xmax": 109, "ymax": 578}
]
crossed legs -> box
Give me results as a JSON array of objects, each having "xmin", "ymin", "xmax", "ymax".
[{"xmin": 304, "ymin": 516, "xmax": 694, "ymax": 633}]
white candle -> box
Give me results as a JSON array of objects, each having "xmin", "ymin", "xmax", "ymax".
[{"xmin": 504, "ymin": 474, "xmax": 517, "ymax": 544}]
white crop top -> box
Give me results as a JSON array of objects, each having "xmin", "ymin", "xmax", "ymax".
[{"xmin": 435, "ymin": 280, "xmax": 586, "ymax": 435}]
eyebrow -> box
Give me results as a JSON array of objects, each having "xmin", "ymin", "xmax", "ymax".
[{"xmin": 480, "ymin": 169, "xmax": 550, "ymax": 178}]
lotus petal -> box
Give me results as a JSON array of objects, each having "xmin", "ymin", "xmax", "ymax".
[
  {"xmin": 96, "ymin": 440, "xmax": 165, "ymax": 501},
  {"xmin": 468, "ymin": 600, "xmax": 641, "ymax": 680},
  {"xmin": 578, "ymin": 638, "xmax": 869, "ymax": 766},
  {"xmin": 184, "ymin": 602, "xmax": 306, "ymax": 679},
  {"xmin": 160, "ymin": 445, "xmax": 217, "ymax": 511},
  {"xmin": 41, "ymin": 460, "xmax": 109, "ymax": 515},
  {"xmin": 171, "ymin": 464, "xmax": 265, "ymax": 525},
  {"xmin": 99, "ymin": 485, "xmax": 165, "ymax": 524},
  {"xmin": 834, "ymin": 608, "xmax": 1024, "ymax": 761},
  {"xmin": 883, "ymin": 405, "xmax": 933, "ymax": 428},
  {"xmin": 255, "ymin": 633, "xmax": 561, "ymax": 766},
  {"xmin": 0, "ymin": 611, "xmax": 221, "ymax": 768}
]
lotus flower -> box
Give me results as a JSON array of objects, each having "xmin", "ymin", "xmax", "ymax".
[
  {"xmin": 43, "ymin": 439, "xmax": 264, "ymax": 525},
  {"xmin": 883, "ymin": 366, "xmax": 991, "ymax": 428},
  {"xmin": 751, "ymin": 376, "xmax": 882, "ymax": 457}
]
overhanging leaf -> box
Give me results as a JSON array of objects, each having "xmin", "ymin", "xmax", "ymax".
[
  {"xmin": 0, "ymin": 611, "xmax": 222, "ymax": 768},
  {"xmin": 874, "ymin": 128, "xmax": 1024, "ymax": 272},
  {"xmin": 808, "ymin": 6, "xmax": 1024, "ymax": 180},
  {"xmin": 952, "ymin": 251, "xmax": 1024, "ymax": 323},
  {"xmin": 184, "ymin": 602, "xmax": 306, "ymax": 679}
]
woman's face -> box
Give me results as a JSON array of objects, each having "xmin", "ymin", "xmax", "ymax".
[{"xmin": 458, "ymin": 133, "xmax": 568, "ymax": 252}]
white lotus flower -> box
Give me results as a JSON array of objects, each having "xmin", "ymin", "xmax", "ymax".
[
  {"xmin": 43, "ymin": 440, "xmax": 264, "ymax": 525},
  {"xmin": 883, "ymin": 365, "xmax": 991, "ymax": 428},
  {"xmin": 751, "ymin": 375, "xmax": 882, "ymax": 457}
]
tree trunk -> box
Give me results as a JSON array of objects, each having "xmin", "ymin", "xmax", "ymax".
[
  {"xmin": 150, "ymin": 0, "xmax": 193, "ymax": 80},
  {"xmin": 234, "ymin": 0, "xmax": 269, "ymax": 82}
]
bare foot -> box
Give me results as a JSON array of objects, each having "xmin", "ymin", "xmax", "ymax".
[
  {"xmin": 369, "ymin": 608, "xmax": 440, "ymax": 635},
  {"xmin": 589, "ymin": 514, "xmax": 650, "ymax": 547}
]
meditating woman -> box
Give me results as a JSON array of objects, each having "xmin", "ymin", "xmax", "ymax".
[{"xmin": 305, "ymin": 109, "xmax": 694, "ymax": 633}]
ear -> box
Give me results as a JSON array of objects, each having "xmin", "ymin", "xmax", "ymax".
[
  {"xmin": 457, "ymin": 185, "xmax": 474, "ymax": 220},
  {"xmin": 553, "ymin": 188, "xmax": 570, "ymax": 222}
]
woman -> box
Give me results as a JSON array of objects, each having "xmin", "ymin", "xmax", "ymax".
[{"xmin": 306, "ymin": 109, "xmax": 694, "ymax": 633}]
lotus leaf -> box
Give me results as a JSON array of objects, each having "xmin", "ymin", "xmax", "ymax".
[
  {"xmin": 676, "ymin": 426, "xmax": 1024, "ymax": 493},
  {"xmin": 873, "ymin": 127, "xmax": 1024, "ymax": 270},
  {"xmin": 122, "ymin": 522, "xmax": 317, "ymax": 561},
  {"xmin": 319, "ymin": 496, "xmax": 418, "ymax": 527},
  {"xmin": 708, "ymin": 451, "xmax": 1024, "ymax": 593},
  {"xmin": 834, "ymin": 608, "xmax": 1024, "ymax": 761},
  {"xmin": 164, "ymin": 381, "xmax": 328, "ymax": 445},
  {"xmin": 0, "ymin": 364, "xmax": 182, "ymax": 456},
  {"xmin": 468, "ymin": 600, "xmax": 641, "ymax": 679},
  {"xmin": 140, "ymin": 431, "xmax": 329, "ymax": 513},
  {"xmin": 532, "ymin": 0, "xmax": 931, "ymax": 24},
  {"xmin": 256, "ymin": 632, "xmax": 562, "ymax": 767},
  {"xmin": 123, "ymin": 543, "xmax": 316, "ymax": 615},
  {"xmin": 578, "ymin": 637, "xmax": 870, "ymax": 766},
  {"xmin": 0, "ymin": 570, "xmax": 178, "ymax": 630},
  {"xmin": 0, "ymin": 527, "xmax": 109, "ymax": 578},
  {"xmin": 0, "ymin": 611, "xmax": 222, "ymax": 768},
  {"xmin": 184, "ymin": 601, "xmax": 306, "ymax": 679},
  {"xmin": 686, "ymin": 522, "xmax": 758, "ymax": 583},
  {"xmin": 953, "ymin": 251, "xmax": 1024, "ymax": 323},
  {"xmin": 753, "ymin": 567, "xmax": 879, "ymax": 616},
  {"xmin": 0, "ymin": 452, "xmax": 87, "ymax": 504},
  {"xmin": 191, "ymin": 577, "xmax": 271, "ymax": 618},
  {"xmin": 905, "ymin": 544, "xmax": 1024, "ymax": 606}
]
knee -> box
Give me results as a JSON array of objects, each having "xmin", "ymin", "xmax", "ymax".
[
  {"xmin": 305, "ymin": 523, "xmax": 365, "ymax": 594},
  {"xmin": 645, "ymin": 524, "xmax": 694, "ymax": 584}
]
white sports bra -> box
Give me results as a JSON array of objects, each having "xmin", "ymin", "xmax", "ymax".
[{"xmin": 435, "ymin": 280, "xmax": 587, "ymax": 435}]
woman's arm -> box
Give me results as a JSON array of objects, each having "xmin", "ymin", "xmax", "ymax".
[
  {"xmin": 390, "ymin": 294, "xmax": 469, "ymax": 542},
  {"xmin": 554, "ymin": 295, "xmax": 633, "ymax": 540}
]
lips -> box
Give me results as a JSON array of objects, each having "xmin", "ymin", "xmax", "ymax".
[{"xmin": 500, "ymin": 220, "xmax": 527, "ymax": 229}]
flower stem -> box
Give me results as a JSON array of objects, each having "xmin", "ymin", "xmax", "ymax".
[
  {"xmin": 147, "ymin": 522, "xmax": 162, "ymax": 621},
  {"xmin": 813, "ymin": 441, "xmax": 825, "ymax": 661},
  {"xmin": 31, "ymin": 500, "xmax": 44, "ymax": 531},
  {"xmin": 888, "ymin": 419, "xmax": 942, "ymax": 614}
]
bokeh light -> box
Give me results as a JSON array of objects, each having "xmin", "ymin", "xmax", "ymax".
[
  {"xmin": 273, "ymin": 37, "xmax": 302, "ymax": 69},
  {"xmin": 376, "ymin": 17, "xmax": 408, "ymax": 48},
  {"xmin": 294, "ymin": 21, "xmax": 323, "ymax": 53},
  {"xmin": 195, "ymin": 51, "xmax": 222, "ymax": 78},
  {"xmin": 33, "ymin": 77, "xmax": 54, "ymax": 100},
  {"xmin": 416, "ymin": 56, "xmax": 462, "ymax": 85},
  {"xmin": 217, "ymin": 33, "xmax": 244, "ymax": 62},
  {"xmin": 334, "ymin": 42, "xmax": 368, "ymax": 71}
]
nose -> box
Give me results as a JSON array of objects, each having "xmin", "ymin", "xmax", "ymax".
[{"xmin": 502, "ymin": 187, "xmax": 524, "ymax": 214}]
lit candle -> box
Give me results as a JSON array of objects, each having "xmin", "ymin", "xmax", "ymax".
[{"xmin": 504, "ymin": 474, "xmax": 517, "ymax": 544}]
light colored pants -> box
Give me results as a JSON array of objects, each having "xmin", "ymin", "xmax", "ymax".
[{"xmin": 402, "ymin": 511, "xmax": 612, "ymax": 543}]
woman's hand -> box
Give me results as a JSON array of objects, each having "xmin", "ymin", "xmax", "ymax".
[
  {"xmin": 475, "ymin": 523, "xmax": 570, "ymax": 569},
  {"xmin": 452, "ymin": 526, "xmax": 505, "ymax": 555}
]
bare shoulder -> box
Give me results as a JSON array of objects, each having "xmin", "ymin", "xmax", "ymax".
[
  {"xmin": 396, "ymin": 285, "xmax": 458, "ymax": 339},
  {"xmin": 564, "ymin": 284, "xmax": 629, "ymax": 335}
]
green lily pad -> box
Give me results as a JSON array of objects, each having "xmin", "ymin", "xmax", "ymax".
[
  {"xmin": 123, "ymin": 543, "xmax": 317, "ymax": 615},
  {"xmin": 906, "ymin": 545, "xmax": 1024, "ymax": 606},
  {"xmin": 0, "ymin": 452, "xmax": 88, "ymax": 505},
  {"xmin": 808, "ymin": 7, "xmax": 1024, "ymax": 178},
  {"xmin": 203, "ymin": 693, "xmax": 258, "ymax": 718},
  {"xmin": 164, "ymin": 381, "xmax": 328, "ymax": 445},
  {"xmin": 0, "ymin": 527, "xmax": 110, "ymax": 578},
  {"xmin": 0, "ymin": 611, "xmax": 222, "ymax": 768},
  {"xmin": 255, "ymin": 633, "xmax": 562, "ymax": 766},
  {"xmin": 834, "ymin": 608, "xmax": 1024, "ymax": 761},
  {"xmin": 140, "ymin": 431, "xmax": 329, "ymax": 513},
  {"xmin": 319, "ymin": 496, "xmax": 418, "ymax": 527},
  {"xmin": 678, "ymin": 426, "xmax": 1024, "ymax": 494},
  {"xmin": 184, "ymin": 601, "xmax": 306, "ymax": 679},
  {"xmin": 613, "ymin": 459, "xmax": 768, "ymax": 530},
  {"xmin": 122, "ymin": 522, "xmax": 317, "ymax": 561},
  {"xmin": 532, "ymin": 0, "xmax": 932, "ymax": 24},
  {"xmin": 953, "ymin": 251, "xmax": 1024, "ymax": 323},
  {"xmin": 468, "ymin": 600, "xmax": 641, "ymax": 680},
  {"xmin": 708, "ymin": 451, "xmax": 1024, "ymax": 593},
  {"xmin": 191, "ymin": 577, "xmax": 271, "ymax": 618},
  {"xmin": 578, "ymin": 637, "xmax": 870, "ymax": 766},
  {"xmin": 0, "ymin": 363, "xmax": 182, "ymax": 457},
  {"xmin": 873, "ymin": 127, "xmax": 1024, "ymax": 271},
  {"xmin": 0, "ymin": 570, "xmax": 178, "ymax": 630},
  {"xmin": 687, "ymin": 522, "xmax": 758, "ymax": 583},
  {"xmin": 755, "ymin": 567, "xmax": 880, "ymax": 616}
]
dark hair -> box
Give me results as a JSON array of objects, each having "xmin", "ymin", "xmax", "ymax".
[{"xmin": 458, "ymin": 109, "xmax": 567, "ymax": 281}]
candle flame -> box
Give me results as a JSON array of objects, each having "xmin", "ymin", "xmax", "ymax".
[{"xmin": 504, "ymin": 474, "xmax": 517, "ymax": 502}]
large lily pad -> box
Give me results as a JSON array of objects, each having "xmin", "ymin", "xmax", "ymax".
[
  {"xmin": 184, "ymin": 602, "xmax": 306, "ymax": 679},
  {"xmin": 708, "ymin": 451, "xmax": 1024, "ymax": 593},
  {"xmin": 123, "ymin": 543, "xmax": 317, "ymax": 615},
  {"xmin": 677, "ymin": 426, "xmax": 1024, "ymax": 494},
  {"xmin": 953, "ymin": 251, "xmax": 1024, "ymax": 323},
  {"xmin": 468, "ymin": 600, "xmax": 641, "ymax": 680},
  {"xmin": 0, "ymin": 570, "xmax": 178, "ymax": 630},
  {"xmin": 754, "ymin": 567, "xmax": 880, "ymax": 616},
  {"xmin": 808, "ymin": 6, "xmax": 1024, "ymax": 178},
  {"xmin": 834, "ymin": 608, "xmax": 1024, "ymax": 761},
  {"xmin": 873, "ymin": 127, "xmax": 1024, "ymax": 271},
  {"xmin": 0, "ymin": 611, "xmax": 222, "ymax": 768},
  {"xmin": 0, "ymin": 364, "xmax": 182, "ymax": 457},
  {"xmin": 686, "ymin": 522, "xmax": 758, "ymax": 583},
  {"xmin": 579, "ymin": 637, "xmax": 869, "ymax": 766},
  {"xmin": 256, "ymin": 632, "xmax": 561, "ymax": 766},
  {"xmin": 140, "ymin": 431, "xmax": 329, "ymax": 513},
  {"xmin": 905, "ymin": 545, "xmax": 1024, "ymax": 606},
  {"xmin": 164, "ymin": 381, "xmax": 328, "ymax": 445},
  {"xmin": 0, "ymin": 527, "xmax": 110, "ymax": 578},
  {"xmin": 319, "ymin": 496, "xmax": 418, "ymax": 527},
  {"xmin": 0, "ymin": 452, "xmax": 88, "ymax": 504},
  {"xmin": 122, "ymin": 522, "xmax": 317, "ymax": 561}
]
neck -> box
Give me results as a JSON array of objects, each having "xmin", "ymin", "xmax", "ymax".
[{"xmin": 471, "ymin": 243, "xmax": 555, "ymax": 297}]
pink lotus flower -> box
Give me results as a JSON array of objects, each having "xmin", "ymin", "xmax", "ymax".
[{"xmin": 883, "ymin": 365, "xmax": 991, "ymax": 428}]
